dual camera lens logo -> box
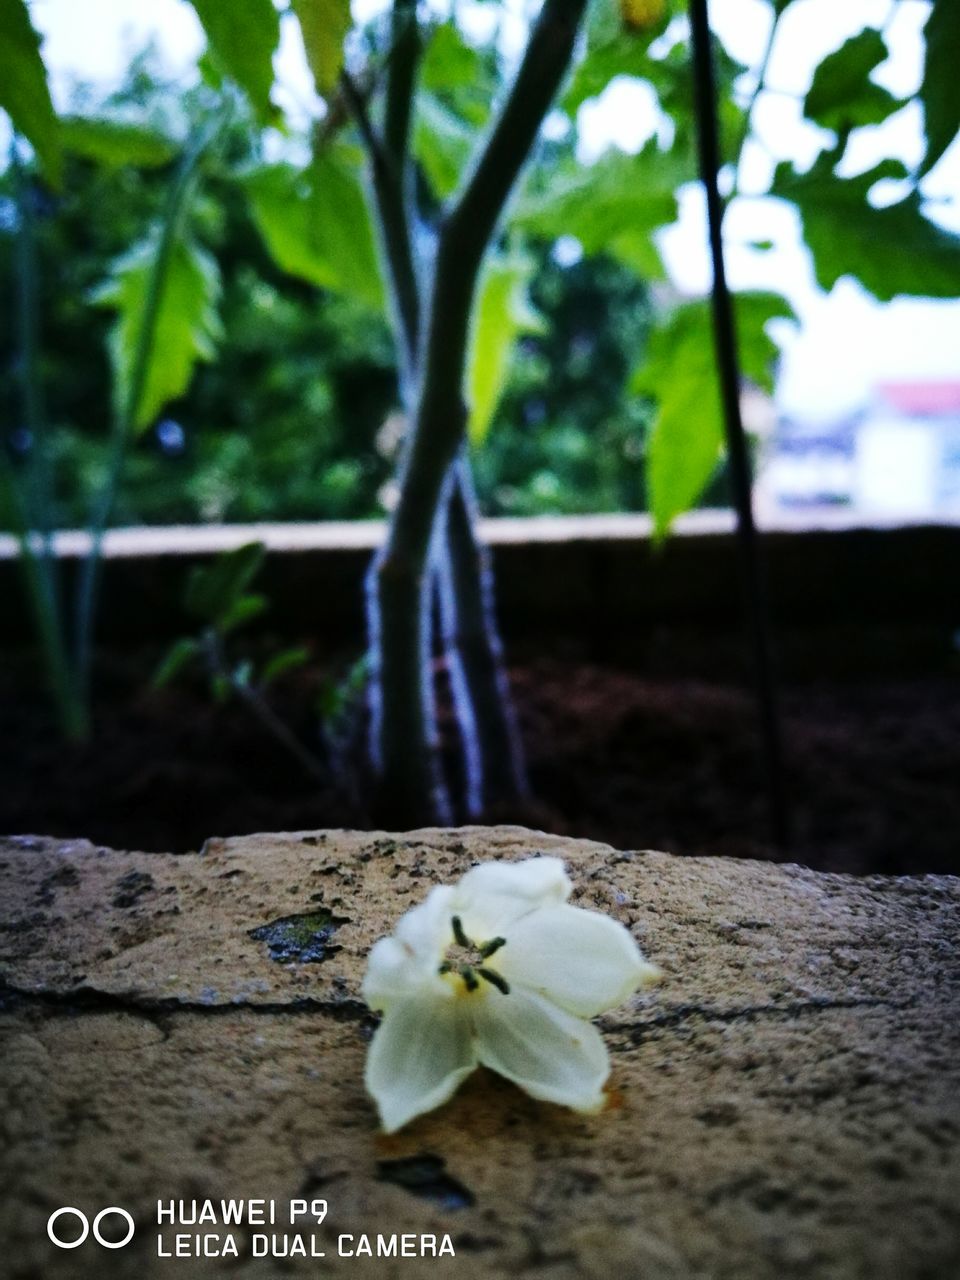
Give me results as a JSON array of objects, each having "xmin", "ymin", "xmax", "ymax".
[{"xmin": 47, "ymin": 1206, "xmax": 135, "ymax": 1250}]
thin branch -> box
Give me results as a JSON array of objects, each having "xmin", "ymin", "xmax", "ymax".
[
  {"xmin": 689, "ymin": 0, "xmax": 789, "ymax": 849},
  {"xmin": 730, "ymin": 7, "xmax": 779, "ymax": 199},
  {"xmin": 384, "ymin": 0, "xmax": 419, "ymax": 179},
  {"xmin": 341, "ymin": 64, "xmax": 420, "ymax": 382},
  {"xmin": 444, "ymin": 0, "xmax": 586, "ymax": 294},
  {"xmin": 393, "ymin": 0, "xmax": 588, "ymax": 558}
]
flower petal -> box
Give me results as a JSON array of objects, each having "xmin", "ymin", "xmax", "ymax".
[
  {"xmin": 362, "ymin": 936, "xmax": 448, "ymax": 1011},
  {"xmin": 473, "ymin": 987, "xmax": 610, "ymax": 1112},
  {"xmin": 498, "ymin": 903, "xmax": 661, "ymax": 1017},
  {"xmin": 365, "ymin": 994, "xmax": 477, "ymax": 1133},
  {"xmin": 394, "ymin": 884, "xmax": 456, "ymax": 962},
  {"xmin": 453, "ymin": 856, "xmax": 571, "ymax": 938}
]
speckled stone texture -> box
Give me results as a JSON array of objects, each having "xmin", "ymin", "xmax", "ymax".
[{"xmin": 1, "ymin": 826, "xmax": 958, "ymax": 1280}]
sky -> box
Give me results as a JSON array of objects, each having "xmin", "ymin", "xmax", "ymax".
[{"xmin": 22, "ymin": 0, "xmax": 960, "ymax": 425}]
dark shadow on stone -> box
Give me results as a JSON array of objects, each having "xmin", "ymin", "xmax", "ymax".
[{"xmin": 377, "ymin": 1155, "xmax": 475, "ymax": 1210}]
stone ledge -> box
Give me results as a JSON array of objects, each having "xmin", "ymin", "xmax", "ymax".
[{"xmin": 1, "ymin": 826, "xmax": 958, "ymax": 1278}]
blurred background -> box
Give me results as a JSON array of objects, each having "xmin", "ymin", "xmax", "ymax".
[
  {"xmin": 1, "ymin": 0, "xmax": 958, "ymax": 875},
  {"xmin": 2, "ymin": 0, "xmax": 958, "ymax": 529}
]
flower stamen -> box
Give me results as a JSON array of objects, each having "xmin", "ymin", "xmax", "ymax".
[
  {"xmin": 440, "ymin": 917, "xmax": 510, "ymax": 995},
  {"xmin": 477, "ymin": 967, "xmax": 510, "ymax": 994}
]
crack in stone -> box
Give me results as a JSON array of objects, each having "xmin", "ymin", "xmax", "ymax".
[
  {"xmin": 0, "ymin": 979, "xmax": 373, "ymax": 1027},
  {"xmin": 602, "ymin": 994, "xmax": 918, "ymax": 1043}
]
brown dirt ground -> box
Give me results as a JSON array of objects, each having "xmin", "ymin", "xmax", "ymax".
[{"xmin": 2, "ymin": 653, "xmax": 959, "ymax": 876}]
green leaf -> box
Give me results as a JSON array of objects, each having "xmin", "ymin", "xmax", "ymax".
[
  {"xmin": 414, "ymin": 93, "xmax": 475, "ymax": 199},
  {"xmin": 184, "ymin": 543, "xmax": 266, "ymax": 623},
  {"xmin": 804, "ymin": 29, "xmax": 904, "ymax": 132},
  {"xmin": 564, "ymin": 0, "xmax": 672, "ymax": 112},
  {"xmin": 244, "ymin": 150, "xmax": 384, "ymax": 309},
  {"xmin": 513, "ymin": 142, "xmax": 684, "ymax": 278},
  {"xmin": 772, "ymin": 153, "xmax": 960, "ymax": 300},
  {"xmin": 0, "ymin": 0, "xmax": 61, "ymax": 186},
  {"xmin": 736, "ymin": 291, "xmax": 797, "ymax": 395},
  {"xmin": 564, "ymin": 38, "xmax": 652, "ymax": 113},
  {"xmin": 292, "ymin": 0, "xmax": 352, "ymax": 98},
  {"xmin": 632, "ymin": 294, "xmax": 793, "ymax": 536},
  {"xmin": 318, "ymin": 654, "xmax": 368, "ymax": 726},
  {"xmin": 421, "ymin": 22, "xmax": 487, "ymax": 94},
  {"xmin": 60, "ymin": 115, "xmax": 177, "ymax": 168},
  {"xmin": 918, "ymin": 0, "xmax": 960, "ymax": 178},
  {"xmin": 466, "ymin": 252, "xmax": 545, "ymax": 445},
  {"xmin": 93, "ymin": 232, "xmax": 222, "ymax": 432},
  {"xmin": 152, "ymin": 637, "xmax": 201, "ymax": 689},
  {"xmin": 217, "ymin": 592, "xmax": 269, "ymax": 635},
  {"xmin": 261, "ymin": 645, "xmax": 311, "ymax": 686},
  {"xmin": 188, "ymin": 0, "xmax": 280, "ymax": 124}
]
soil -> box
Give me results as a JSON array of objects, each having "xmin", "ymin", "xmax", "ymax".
[{"xmin": 2, "ymin": 648, "xmax": 957, "ymax": 877}]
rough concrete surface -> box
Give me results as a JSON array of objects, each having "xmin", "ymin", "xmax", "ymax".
[{"xmin": 0, "ymin": 826, "xmax": 958, "ymax": 1280}]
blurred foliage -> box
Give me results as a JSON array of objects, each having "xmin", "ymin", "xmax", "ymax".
[
  {"xmin": 1, "ymin": 0, "xmax": 959, "ymax": 537},
  {"xmin": 0, "ymin": 0, "xmax": 61, "ymax": 185}
]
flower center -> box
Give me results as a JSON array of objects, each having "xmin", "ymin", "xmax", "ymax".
[{"xmin": 438, "ymin": 915, "xmax": 510, "ymax": 995}]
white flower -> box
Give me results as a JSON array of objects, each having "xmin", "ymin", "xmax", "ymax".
[{"xmin": 362, "ymin": 856, "xmax": 661, "ymax": 1133}]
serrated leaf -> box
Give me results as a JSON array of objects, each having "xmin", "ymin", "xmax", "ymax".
[
  {"xmin": 804, "ymin": 29, "xmax": 903, "ymax": 133},
  {"xmin": 292, "ymin": 0, "xmax": 352, "ymax": 98},
  {"xmin": 188, "ymin": 0, "xmax": 280, "ymax": 124},
  {"xmin": 60, "ymin": 115, "xmax": 177, "ymax": 168},
  {"xmin": 261, "ymin": 645, "xmax": 310, "ymax": 686},
  {"xmin": 0, "ymin": 0, "xmax": 61, "ymax": 186},
  {"xmin": 772, "ymin": 154, "xmax": 960, "ymax": 300},
  {"xmin": 513, "ymin": 142, "xmax": 684, "ymax": 279},
  {"xmin": 184, "ymin": 543, "xmax": 266, "ymax": 623},
  {"xmin": 94, "ymin": 232, "xmax": 222, "ymax": 432},
  {"xmin": 414, "ymin": 93, "xmax": 475, "ymax": 199},
  {"xmin": 152, "ymin": 637, "xmax": 201, "ymax": 689},
  {"xmin": 244, "ymin": 150, "xmax": 384, "ymax": 309},
  {"xmin": 466, "ymin": 253, "xmax": 545, "ymax": 445},
  {"xmin": 918, "ymin": 0, "xmax": 960, "ymax": 178},
  {"xmin": 632, "ymin": 294, "xmax": 793, "ymax": 536}
]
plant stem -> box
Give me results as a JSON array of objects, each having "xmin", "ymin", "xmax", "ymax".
[
  {"xmin": 438, "ymin": 453, "xmax": 529, "ymax": 813},
  {"xmin": 202, "ymin": 631, "xmax": 328, "ymax": 785},
  {"xmin": 73, "ymin": 122, "xmax": 216, "ymax": 701},
  {"xmin": 689, "ymin": 0, "xmax": 789, "ymax": 848},
  {"xmin": 345, "ymin": 4, "xmax": 533, "ymax": 820},
  {"xmin": 7, "ymin": 148, "xmax": 87, "ymax": 739},
  {"xmin": 730, "ymin": 5, "xmax": 778, "ymax": 198},
  {"xmin": 368, "ymin": 0, "xmax": 587, "ymax": 823}
]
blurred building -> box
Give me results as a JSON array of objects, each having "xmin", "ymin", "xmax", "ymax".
[{"xmin": 760, "ymin": 382, "xmax": 960, "ymax": 518}]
